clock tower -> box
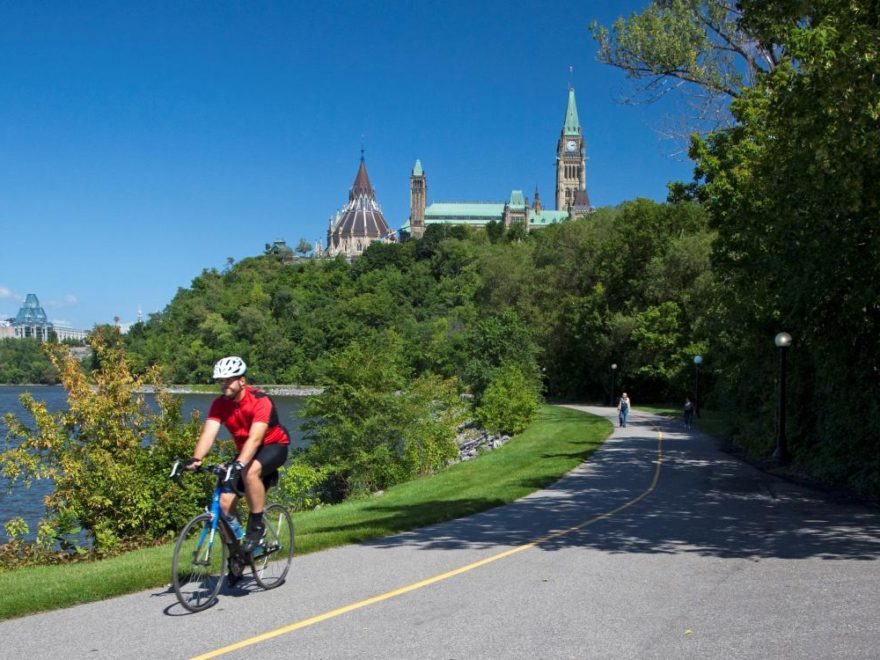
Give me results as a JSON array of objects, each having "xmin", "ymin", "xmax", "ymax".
[{"xmin": 556, "ymin": 87, "xmax": 590, "ymax": 214}]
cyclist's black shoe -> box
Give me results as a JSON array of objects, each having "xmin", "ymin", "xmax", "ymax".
[
  {"xmin": 242, "ymin": 524, "xmax": 265, "ymax": 554},
  {"xmin": 227, "ymin": 557, "xmax": 244, "ymax": 587}
]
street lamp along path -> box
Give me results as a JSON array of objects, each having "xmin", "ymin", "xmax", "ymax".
[
  {"xmin": 610, "ymin": 363, "xmax": 618, "ymax": 407},
  {"xmin": 773, "ymin": 332, "xmax": 792, "ymax": 463},
  {"xmin": 693, "ymin": 355, "xmax": 703, "ymax": 418}
]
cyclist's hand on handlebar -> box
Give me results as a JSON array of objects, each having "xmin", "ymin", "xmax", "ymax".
[
  {"xmin": 185, "ymin": 457, "xmax": 202, "ymax": 470},
  {"xmin": 222, "ymin": 460, "xmax": 244, "ymax": 486}
]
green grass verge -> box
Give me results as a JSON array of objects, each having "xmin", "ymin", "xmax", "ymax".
[{"xmin": 0, "ymin": 404, "xmax": 610, "ymax": 620}]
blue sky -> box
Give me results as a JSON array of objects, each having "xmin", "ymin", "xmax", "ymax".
[{"xmin": 0, "ymin": 1, "xmax": 696, "ymax": 330}]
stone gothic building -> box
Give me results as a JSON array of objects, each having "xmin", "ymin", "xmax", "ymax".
[
  {"xmin": 320, "ymin": 156, "xmax": 396, "ymax": 259},
  {"xmin": 405, "ymin": 86, "xmax": 592, "ymax": 239}
]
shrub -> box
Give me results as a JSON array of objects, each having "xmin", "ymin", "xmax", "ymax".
[
  {"xmin": 270, "ymin": 456, "xmax": 328, "ymax": 512},
  {"xmin": 476, "ymin": 363, "xmax": 541, "ymax": 435},
  {"xmin": 301, "ymin": 332, "xmax": 468, "ymax": 500},
  {"xmin": 0, "ymin": 333, "xmax": 204, "ymax": 561}
]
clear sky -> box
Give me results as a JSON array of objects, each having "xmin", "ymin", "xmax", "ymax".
[{"xmin": 0, "ymin": 1, "xmax": 695, "ymax": 330}]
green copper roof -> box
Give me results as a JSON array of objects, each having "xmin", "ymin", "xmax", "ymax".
[
  {"xmin": 412, "ymin": 159, "xmax": 423, "ymax": 176},
  {"xmin": 529, "ymin": 209, "xmax": 569, "ymax": 225},
  {"xmin": 508, "ymin": 190, "xmax": 525, "ymax": 208},
  {"xmin": 425, "ymin": 202, "xmax": 506, "ymax": 221},
  {"xmin": 564, "ymin": 87, "xmax": 580, "ymax": 136}
]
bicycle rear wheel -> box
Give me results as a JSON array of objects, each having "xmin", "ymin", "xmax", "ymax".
[
  {"xmin": 171, "ymin": 513, "xmax": 227, "ymax": 612},
  {"xmin": 251, "ymin": 503, "xmax": 294, "ymax": 589}
]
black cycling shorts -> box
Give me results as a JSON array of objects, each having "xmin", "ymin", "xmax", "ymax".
[{"xmin": 224, "ymin": 443, "xmax": 289, "ymax": 495}]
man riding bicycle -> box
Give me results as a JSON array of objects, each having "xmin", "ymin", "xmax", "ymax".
[{"xmin": 186, "ymin": 356, "xmax": 290, "ymax": 554}]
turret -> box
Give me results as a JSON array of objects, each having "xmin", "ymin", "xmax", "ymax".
[{"xmin": 409, "ymin": 159, "xmax": 427, "ymax": 239}]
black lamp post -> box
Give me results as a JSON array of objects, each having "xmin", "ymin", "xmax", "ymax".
[
  {"xmin": 610, "ymin": 363, "xmax": 617, "ymax": 407},
  {"xmin": 693, "ymin": 355, "xmax": 703, "ymax": 418},
  {"xmin": 772, "ymin": 332, "xmax": 792, "ymax": 463}
]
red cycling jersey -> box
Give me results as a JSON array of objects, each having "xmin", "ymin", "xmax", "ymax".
[{"xmin": 207, "ymin": 386, "xmax": 290, "ymax": 451}]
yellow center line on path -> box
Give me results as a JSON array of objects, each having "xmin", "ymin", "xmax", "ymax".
[{"xmin": 192, "ymin": 427, "xmax": 665, "ymax": 660}]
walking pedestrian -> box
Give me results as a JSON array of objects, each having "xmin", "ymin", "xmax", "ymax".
[
  {"xmin": 617, "ymin": 392, "xmax": 631, "ymax": 428},
  {"xmin": 683, "ymin": 396, "xmax": 695, "ymax": 429}
]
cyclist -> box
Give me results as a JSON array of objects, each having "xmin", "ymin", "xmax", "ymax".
[{"xmin": 186, "ymin": 356, "xmax": 290, "ymax": 554}]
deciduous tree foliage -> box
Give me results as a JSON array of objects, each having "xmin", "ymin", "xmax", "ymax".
[
  {"xmin": 0, "ymin": 333, "xmax": 204, "ymax": 560},
  {"xmin": 124, "ymin": 199, "xmax": 712, "ymax": 406},
  {"xmin": 0, "ymin": 338, "xmax": 59, "ymax": 384},
  {"xmin": 590, "ymin": 0, "xmax": 778, "ymax": 132},
  {"xmin": 692, "ymin": 0, "xmax": 880, "ymax": 493},
  {"xmin": 300, "ymin": 332, "xmax": 467, "ymax": 500},
  {"xmin": 593, "ymin": 0, "xmax": 880, "ymax": 496}
]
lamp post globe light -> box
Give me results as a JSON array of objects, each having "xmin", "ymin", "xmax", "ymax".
[
  {"xmin": 772, "ymin": 332, "xmax": 792, "ymax": 463},
  {"xmin": 693, "ymin": 355, "xmax": 703, "ymax": 418},
  {"xmin": 610, "ymin": 363, "xmax": 618, "ymax": 407}
]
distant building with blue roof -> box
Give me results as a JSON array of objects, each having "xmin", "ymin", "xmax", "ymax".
[
  {"xmin": 404, "ymin": 86, "xmax": 591, "ymax": 238},
  {"xmin": 12, "ymin": 294, "xmax": 52, "ymax": 341},
  {"xmin": 7, "ymin": 293, "xmax": 89, "ymax": 342}
]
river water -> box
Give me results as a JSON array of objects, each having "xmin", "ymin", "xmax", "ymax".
[{"xmin": 0, "ymin": 385, "xmax": 308, "ymax": 542}]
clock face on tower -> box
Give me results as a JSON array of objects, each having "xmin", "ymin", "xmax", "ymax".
[{"xmin": 566, "ymin": 140, "xmax": 577, "ymax": 153}]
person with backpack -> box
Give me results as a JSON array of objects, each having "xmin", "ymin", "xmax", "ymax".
[
  {"xmin": 185, "ymin": 356, "xmax": 290, "ymax": 553},
  {"xmin": 617, "ymin": 392, "xmax": 631, "ymax": 428}
]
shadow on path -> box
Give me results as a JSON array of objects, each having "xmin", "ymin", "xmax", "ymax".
[{"xmin": 333, "ymin": 407, "xmax": 880, "ymax": 561}]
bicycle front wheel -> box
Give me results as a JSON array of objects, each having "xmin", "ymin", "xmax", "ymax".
[
  {"xmin": 251, "ymin": 503, "xmax": 294, "ymax": 589},
  {"xmin": 171, "ymin": 513, "xmax": 227, "ymax": 612}
]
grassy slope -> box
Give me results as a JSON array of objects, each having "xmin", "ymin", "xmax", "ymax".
[{"xmin": 0, "ymin": 405, "xmax": 610, "ymax": 620}]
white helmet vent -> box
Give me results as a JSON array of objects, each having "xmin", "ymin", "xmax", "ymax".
[{"xmin": 213, "ymin": 356, "xmax": 247, "ymax": 379}]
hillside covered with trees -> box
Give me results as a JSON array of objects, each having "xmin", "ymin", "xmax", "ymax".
[{"xmin": 125, "ymin": 199, "xmax": 713, "ymax": 403}]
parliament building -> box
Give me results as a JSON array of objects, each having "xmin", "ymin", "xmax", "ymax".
[
  {"xmin": 319, "ymin": 86, "xmax": 592, "ymax": 259},
  {"xmin": 404, "ymin": 86, "xmax": 591, "ymax": 239}
]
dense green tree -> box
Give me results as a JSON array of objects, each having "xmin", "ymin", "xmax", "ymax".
[
  {"xmin": 0, "ymin": 339, "xmax": 59, "ymax": 384},
  {"xmin": 476, "ymin": 363, "xmax": 541, "ymax": 435},
  {"xmin": 590, "ymin": 0, "xmax": 778, "ymax": 132},
  {"xmin": 300, "ymin": 331, "xmax": 466, "ymax": 500},
  {"xmin": 124, "ymin": 198, "xmax": 713, "ymax": 408},
  {"xmin": 690, "ymin": 0, "xmax": 880, "ymax": 493},
  {"xmin": 295, "ymin": 238, "xmax": 311, "ymax": 256},
  {"xmin": 460, "ymin": 310, "xmax": 542, "ymax": 403}
]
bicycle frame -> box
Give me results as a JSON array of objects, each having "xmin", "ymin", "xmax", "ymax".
[
  {"xmin": 171, "ymin": 462, "xmax": 244, "ymax": 560},
  {"xmin": 196, "ymin": 482, "xmax": 234, "ymax": 563}
]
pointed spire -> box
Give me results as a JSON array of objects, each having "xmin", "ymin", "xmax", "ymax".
[
  {"xmin": 412, "ymin": 159, "xmax": 423, "ymax": 177},
  {"xmin": 563, "ymin": 87, "xmax": 580, "ymax": 136},
  {"xmin": 350, "ymin": 156, "xmax": 375, "ymax": 199}
]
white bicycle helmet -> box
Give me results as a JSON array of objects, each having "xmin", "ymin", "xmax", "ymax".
[{"xmin": 213, "ymin": 356, "xmax": 247, "ymax": 379}]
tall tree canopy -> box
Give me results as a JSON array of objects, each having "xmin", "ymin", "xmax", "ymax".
[
  {"xmin": 593, "ymin": 0, "xmax": 880, "ymax": 495},
  {"xmin": 692, "ymin": 0, "xmax": 880, "ymax": 490},
  {"xmin": 591, "ymin": 0, "xmax": 779, "ymax": 131}
]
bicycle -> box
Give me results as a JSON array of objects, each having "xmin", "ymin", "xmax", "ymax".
[{"xmin": 169, "ymin": 459, "xmax": 295, "ymax": 613}]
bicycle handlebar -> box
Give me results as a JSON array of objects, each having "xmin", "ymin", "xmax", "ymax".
[{"xmin": 169, "ymin": 459, "xmax": 235, "ymax": 483}]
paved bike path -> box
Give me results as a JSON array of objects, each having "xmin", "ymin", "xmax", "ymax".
[{"xmin": 3, "ymin": 406, "xmax": 879, "ymax": 658}]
